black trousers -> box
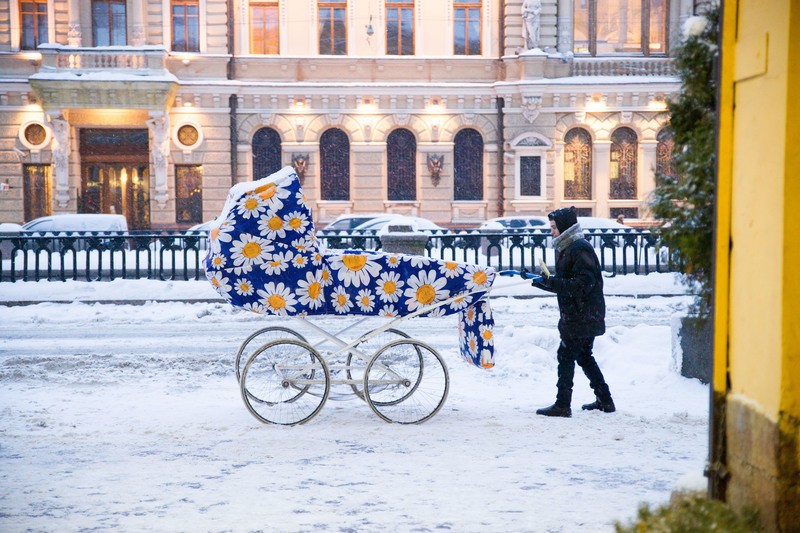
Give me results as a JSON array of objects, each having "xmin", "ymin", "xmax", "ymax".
[{"xmin": 555, "ymin": 336, "xmax": 612, "ymax": 406}]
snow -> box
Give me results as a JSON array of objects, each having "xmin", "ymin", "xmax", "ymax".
[{"xmin": 0, "ymin": 272, "xmax": 709, "ymax": 532}]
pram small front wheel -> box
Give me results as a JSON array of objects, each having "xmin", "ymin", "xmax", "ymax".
[
  {"xmin": 364, "ymin": 339, "xmax": 449, "ymax": 424},
  {"xmin": 240, "ymin": 339, "xmax": 330, "ymax": 425}
]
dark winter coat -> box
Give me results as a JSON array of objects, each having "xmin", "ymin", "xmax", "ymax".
[{"xmin": 534, "ymin": 234, "xmax": 606, "ymax": 339}]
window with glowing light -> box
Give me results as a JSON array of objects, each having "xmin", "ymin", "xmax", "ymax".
[
  {"xmin": 387, "ymin": 129, "xmax": 416, "ymax": 201},
  {"xmin": 250, "ymin": 1, "xmax": 279, "ymax": 54},
  {"xmin": 20, "ymin": 0, "xmax": 49, "ymax": 50},
  {"xmin": 172, "ymin": 0, "xmax": 200, "ymax": 52},
  {"xmin": 563, "ymin": 128, "xmax": 592, "ymax": 200},
  {"xmin": 454, "ymin": 0, "xmax": 481, "ymax": 55},
  {"xmin": 23, "ymin": 164, "xmax": 51, "ymax": 221},
  {"xmin": 319, "ymin": 0, "xmax": 347, "ymax": 55},
  {"xmin": 320, "ymin": 128, "xmax": 350, "ymax": 200},
  {"xmin": 609, "ymin": 127, "xmax": 638, "ymax": 199},
  {"xmin": 573, "ymin": 0, "xmax": 668, "ymax": 56},
  {"xmin": 92, "ymin": 0, "xmax": 127, "ymax": 46},
  {"xmin": 656, "ymin": 127, "xmax": 675, "ymax": 180},
  {"xmin": 176, "ymin": 165, "xmax": 203, "ymax": 224},
  {"xmin": 386, "ymin": 0, "xmax": 414, "ymax": 55},
  {"xmin": 454, "ymin": 128, "xmax": 483, "ymax": 200}
]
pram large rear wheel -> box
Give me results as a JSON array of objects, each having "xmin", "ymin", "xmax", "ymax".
[
  {"xmin": 364, "ymin": 339, "xmax": 449, "ymax": 424},
  {"xmin": 240, "ymin": 339, "xmax": 330, "ymax": 425},
  {"xmin": 235, "ymin": 326, "xmax": 308, "ymax": 382}
]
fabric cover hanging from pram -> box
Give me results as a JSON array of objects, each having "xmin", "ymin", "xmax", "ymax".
[{"xmin": 204, "ymin": 167, "xmax": 497, "ymax": 368}]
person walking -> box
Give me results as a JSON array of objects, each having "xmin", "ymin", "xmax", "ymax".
[{"xmin": 530, "ymin": 207, "xmax": 615, "ymax": 417}]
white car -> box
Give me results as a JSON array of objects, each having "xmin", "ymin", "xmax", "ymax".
[
  {"xmin": 478, "ymin": 216, "xmax": 550, "ymax": 231},
  {"xmin": 323, "ymin": 213, "xmax": 444, "ymax": 233},
  {"xmin": 21, "ymin": 214, "xmax": 129, "ymax": 233}
]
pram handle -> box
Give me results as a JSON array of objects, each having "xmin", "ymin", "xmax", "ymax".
[{"xmin": 498, "ymin": 269, "xmax": 543, "ymax": 282}]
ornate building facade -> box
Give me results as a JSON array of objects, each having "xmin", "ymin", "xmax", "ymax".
[{"xmin": 0, "ymin": 0, "xmax": 691, "ymax": 229}]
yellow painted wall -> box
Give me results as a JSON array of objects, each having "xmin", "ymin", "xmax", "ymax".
[{"xmin": 725, "ymin": 0, "xmax": 790, "ymax": 416}]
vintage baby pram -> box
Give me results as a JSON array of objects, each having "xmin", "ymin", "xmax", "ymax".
[{"xmin": 205, "ymin": 167, "xmax": 498, "ymax": 425}]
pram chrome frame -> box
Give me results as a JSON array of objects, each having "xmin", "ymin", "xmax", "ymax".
[{"xmin": 235, "ymin": 284, "xmax": 509, "ymax": 426}]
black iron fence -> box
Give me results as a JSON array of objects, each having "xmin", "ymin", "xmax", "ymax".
[{"xmin": 0, "ymin": 228, "xmax": 677, "ymax": 283}]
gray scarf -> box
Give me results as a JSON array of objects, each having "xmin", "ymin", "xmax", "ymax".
[{"xmin": 553, "ymin": 222, "xmax": 584, "ymax": 255}]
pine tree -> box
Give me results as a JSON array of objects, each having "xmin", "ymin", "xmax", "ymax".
[{"xmin": 650, "ymin": 3, "xmax": 720, "ymax": 318}]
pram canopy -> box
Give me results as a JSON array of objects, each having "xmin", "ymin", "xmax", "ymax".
[{"xmin": 204, "ymin": 167, "xmax": 497, "ymax": 368}]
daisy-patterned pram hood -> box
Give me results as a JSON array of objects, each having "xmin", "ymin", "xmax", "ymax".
[{"xmin": 204, "ymin": 166, "xmax": 497, "ymax": 368}]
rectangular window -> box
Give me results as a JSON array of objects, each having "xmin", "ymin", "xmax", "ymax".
[
  {"xmin": 319, "ymin": 0, "xmax": 347, "ymax": 55},
  {"xmin": 454, "ymin": 0, "xmax": 481, "ymax": 55},
  {"xmin": 20, "ymin": 0, "xmax": 49, "ymax": 50},
  {"xmin": 574, "ymin": 0, "xmax": 667, "ymax": 56},
  {"xmin": 519, "ymin": 156, "xmax": 542, "ymax": 196},
  {"xmin": 92, "ymin": 0, "xmax": 127, "ymax": 46},
  {"xmin": 175, "ymin": 165, "xmax": 203, "ymax": 224},
  {"xmin": 648, "ymin": 0, "xmax": 667, "ymax": 54},
  {"xmin": 23, "ymin": 164, "xmax": 52, "ymax": 221},
  {"xmin": 251, "ymin": 1, "xmax": 280, "ymax": 54},
  {"xmin": 386, "ymin": 0, "xmax": 414, "ymax": 55},
  {"xmin": 610, "ymin": 207, "xmax": 638, "ymax": 220},
  {"xmin": 172, "ymin": 0, "xmax": 200, "ymax": 52}
]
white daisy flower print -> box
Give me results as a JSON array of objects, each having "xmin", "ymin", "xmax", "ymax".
[
  {"xmin": 385, "ymin": 254, "xmax": 402, "ymax": 269},
  {"xmin": 478, "ymin": 324, "xmax": 494, "ymax": 346},
  {"xmin": 253, "ymin": 181, "xmax": 290, "ymax": 212},
  {"xmin": 260, "ymin": 250, "xmax": 293, "ymax": 275},
  {"xmin": 403, "ymin": 270, "xmax": 449, "ymax": 313},
  {"xmin": 236, "ymin": 193, "xmax": 267, "ymax": 220},
  {"xmin": 407, "ymin": 255, "xmax": 431, "ymax": 268},
  {"xmin": 291, "ymin": 236, "xmax": 314, "ymax": 252},
  {"xmin": 208, "ymin": 253, "xmax": 226, "ymax": 270},
  {"xmin": 242, "ymin": 302, "xmax": 265, "ymax": 314},
  {"xmin": 297, "ymin": 271, "xmax": 325, "ymax": 310},
  {"xmin": 439, "ymin": 261, "xmax": 464, "ymax": 279},
  {"xmin": 208, "ymin": 271, "xmax": 232, "ymax": 294},
  {"xmin": 465, "ymin": 331, "xmax": 479, "ymax": 356},
  {"xmin": 257, "ymin": 212, "xmax": 287, "ymax": 241},
  {"xmin": 331, "ymin": 286, "xmax": 353, "ymax": 314},
  {"xmin": 292, "ymin": 254, "xmax": 308, "ymax": 269},
  {"xmin": 210, "ymin": 220, "xmax": 234, "ymax": 254},
  {"xmin": 234, "ymin": 278, "xmax": 255, "ymax": 296},
  {"xmin": 379, "ymin": 304, "xmax": 399, "ymax": 317},
  {"xmin": 424, "ymin": 307, "xmax": 446, "ymax": 318},
  {"xmin": 256, "ymin": 282, "xmax": 298, "ymax": 316},
  {"xmin": 465, "ymin": 265, "xmax": 492, "ymax": 291},
  {"xmin": 480, "ymin": 349, "xmax": 494, "ymax": 368},
  {"xmin": 230, "ymin": 233, "xmax": 272, "ymax": 272},
  {"xmin": 448, "ymin": 293, "xmax": 473, "ymax": 310},
  {"xmin": 375, "ymin": 271, "xmax": 404, "ymax": 303},
  {"xmin": 284, "ymin": 211, "xmax": 310, "ymax": 234},
  {"xmin": 464, "ymin": 305, "xmax": 477, "ymax": 326},
  {"xmin": 330, "ymin": 253, "xmax": 383, "ymax": 288},
  {"xmin": 311, "ymin": 251, "xmax": 325, "ymax": 266},
  {"xmin": 356, "ymin": 289, "xmax": 376, "ymax": 313},
  {"xmin": 319, "ymin": 265, "xmax": 333, "ymax": 287}
]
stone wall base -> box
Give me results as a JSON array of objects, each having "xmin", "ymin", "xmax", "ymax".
[{"xmin": 726, "ymin": 396, "xmax": 800, "ymax": 532}]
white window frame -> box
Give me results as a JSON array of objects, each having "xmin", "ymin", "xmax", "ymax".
[{"xmin": 511, "ymin": 132, "xmax": 551, "ymax": 198}]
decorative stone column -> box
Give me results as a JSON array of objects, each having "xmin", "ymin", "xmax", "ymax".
[
  {"xmin": 557, "ymin": 0, "xmax": 573, "ymax": 54},
  {"xmin": 67, "ymin": 0, "xmax": 82, "ymax": 46},
  {"xmin": 47, "ymin": 114, "xmax": 70, "ymax": 207},
  {"xmin": 640, "ymin": 140, "xmax": 659, "ymax": 218},
  {"xmin": 146, "ymin": 114, "xmax": 171, "ymax": 208},
  {"xmin": 130, "ymin": 0, "xmax": 147, "ymax": 46},
  {"xmin": 593, "ymin": 140, "xmax": 612, "ymax": 217}
]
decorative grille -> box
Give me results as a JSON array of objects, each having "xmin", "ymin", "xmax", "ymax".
[
  {"xmin": 387, "ymin": 129, "xmax": 416, "ymax": 201},
  {"xmin": 610, "ymin": 127, "xmax": 638, "ymax": 200},
  {"xmin": 320, "ymin": 128, "xmax": 350, "ymax": 200},
  {"xmin": 454, "ymin": 128, "xmax": 483, "ymax": 200},
  {"xmin": 564, "ymin": 128, "xmax": 592, "ymax": 200},
  {"xmin": 252, "ymin": 127, "xmax": 282, "ymax": 181}
]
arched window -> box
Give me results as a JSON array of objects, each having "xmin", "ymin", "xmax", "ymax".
[
  {"xmin": 387, "ymin": 129, "xmax": 416, "ymax": 201},
  {"xmin": 610, "ymin": 127, "xmax": 638, "ymax": 199},
  {"xmin": 252, "ymin": 127, "xmax": 282, "ymax": 180},
  {"xmin": 573, "ymin": 0, "xmax": 669, "ymax": 56},
  {"xmin": 563, "ymin": 128, "xmax": 592, "ymax": 200},
  {"xmin": 656, "ymin": 128, "xmax": 675, "ymax": 179},
  {"xmin": 320, "ymin": 128, "xmax": 350, "ymax": 200},
  {"xmin": 453, "ymin": 129, "xmax": 483, "ymax": 200}
]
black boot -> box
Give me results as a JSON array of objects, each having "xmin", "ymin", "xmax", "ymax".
[
  {"xmin": 536, "ymin": 403, "xmax": 572, "ymax": 417},
  {"xmin": 581, "ymin": 398, "xmax": 616, "ymax": 413}
]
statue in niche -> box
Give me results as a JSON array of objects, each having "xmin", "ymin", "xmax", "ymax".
[
  {"xmin": 291, "ymin": 154, "xmax": 309, "ymax": 183},
  {"xmin": 522, "ymin": 0, "xmax": 543, "ymax": 51},
  {"xmin": 427, "ymin": 154, "xmax": 444, "ymax": 186}
]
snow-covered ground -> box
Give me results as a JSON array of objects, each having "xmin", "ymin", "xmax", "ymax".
[{"xmin": 0, "ymin": 273, "xmax": 708, "ymax": 533}]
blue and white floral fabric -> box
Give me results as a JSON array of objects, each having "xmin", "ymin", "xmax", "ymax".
[{"xmin": 204, "ymin": 166, "xmax": 497, "ymax": 368}]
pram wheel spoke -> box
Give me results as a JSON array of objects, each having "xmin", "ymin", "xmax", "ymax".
[
  {"xmin": 364, "ymin": 339, "xmax": 449, "ymax": 424},
  {"xmin": 347, "ymin": 328, "xmax": 410, "ymax": 401},
  {"xmin": 235, "ymin": 326, "xmax": 308, "ymax": 383},
  {"xmin": 240, "ymin": 339, "xmax": 330, "ymax": 425}
]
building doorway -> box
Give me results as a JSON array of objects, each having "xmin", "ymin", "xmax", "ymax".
[{"xmin": 79, "ymin": 129, "xmax": 150, "ymax": 229}]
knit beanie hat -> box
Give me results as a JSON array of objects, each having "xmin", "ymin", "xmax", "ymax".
[{"xmin": 548, "ymin": 207, "xmax": 578, "ymax": 233}]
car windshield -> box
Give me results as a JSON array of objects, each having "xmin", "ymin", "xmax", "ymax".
[{"xmin": 326, "ymin": 217, "xmax": 379, "ymax": 230}]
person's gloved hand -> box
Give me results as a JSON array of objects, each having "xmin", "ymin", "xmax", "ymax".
[{"xmin": 519, "ymin": 268, "xmax": 529, "ymax": 280}]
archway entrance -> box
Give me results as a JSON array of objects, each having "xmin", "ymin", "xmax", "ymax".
[{"xmin": 79, "ymin": 129, "xmax": 150, "ymax": 229}]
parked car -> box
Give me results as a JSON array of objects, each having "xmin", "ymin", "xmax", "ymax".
[
  {"xmin": 319, "ymin": 214, "xmax": 445, "ymax": 249},
  {"xmin": 14, "ymin": 214, "xmax": 130, "ymax": 252},
  {"xmin": 323, "ymin": 213, "xmax": 388, "ymax": 231},
  {"xmin": 477, "ymin": 216, "xmax": 550, "ymax": 231}
]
